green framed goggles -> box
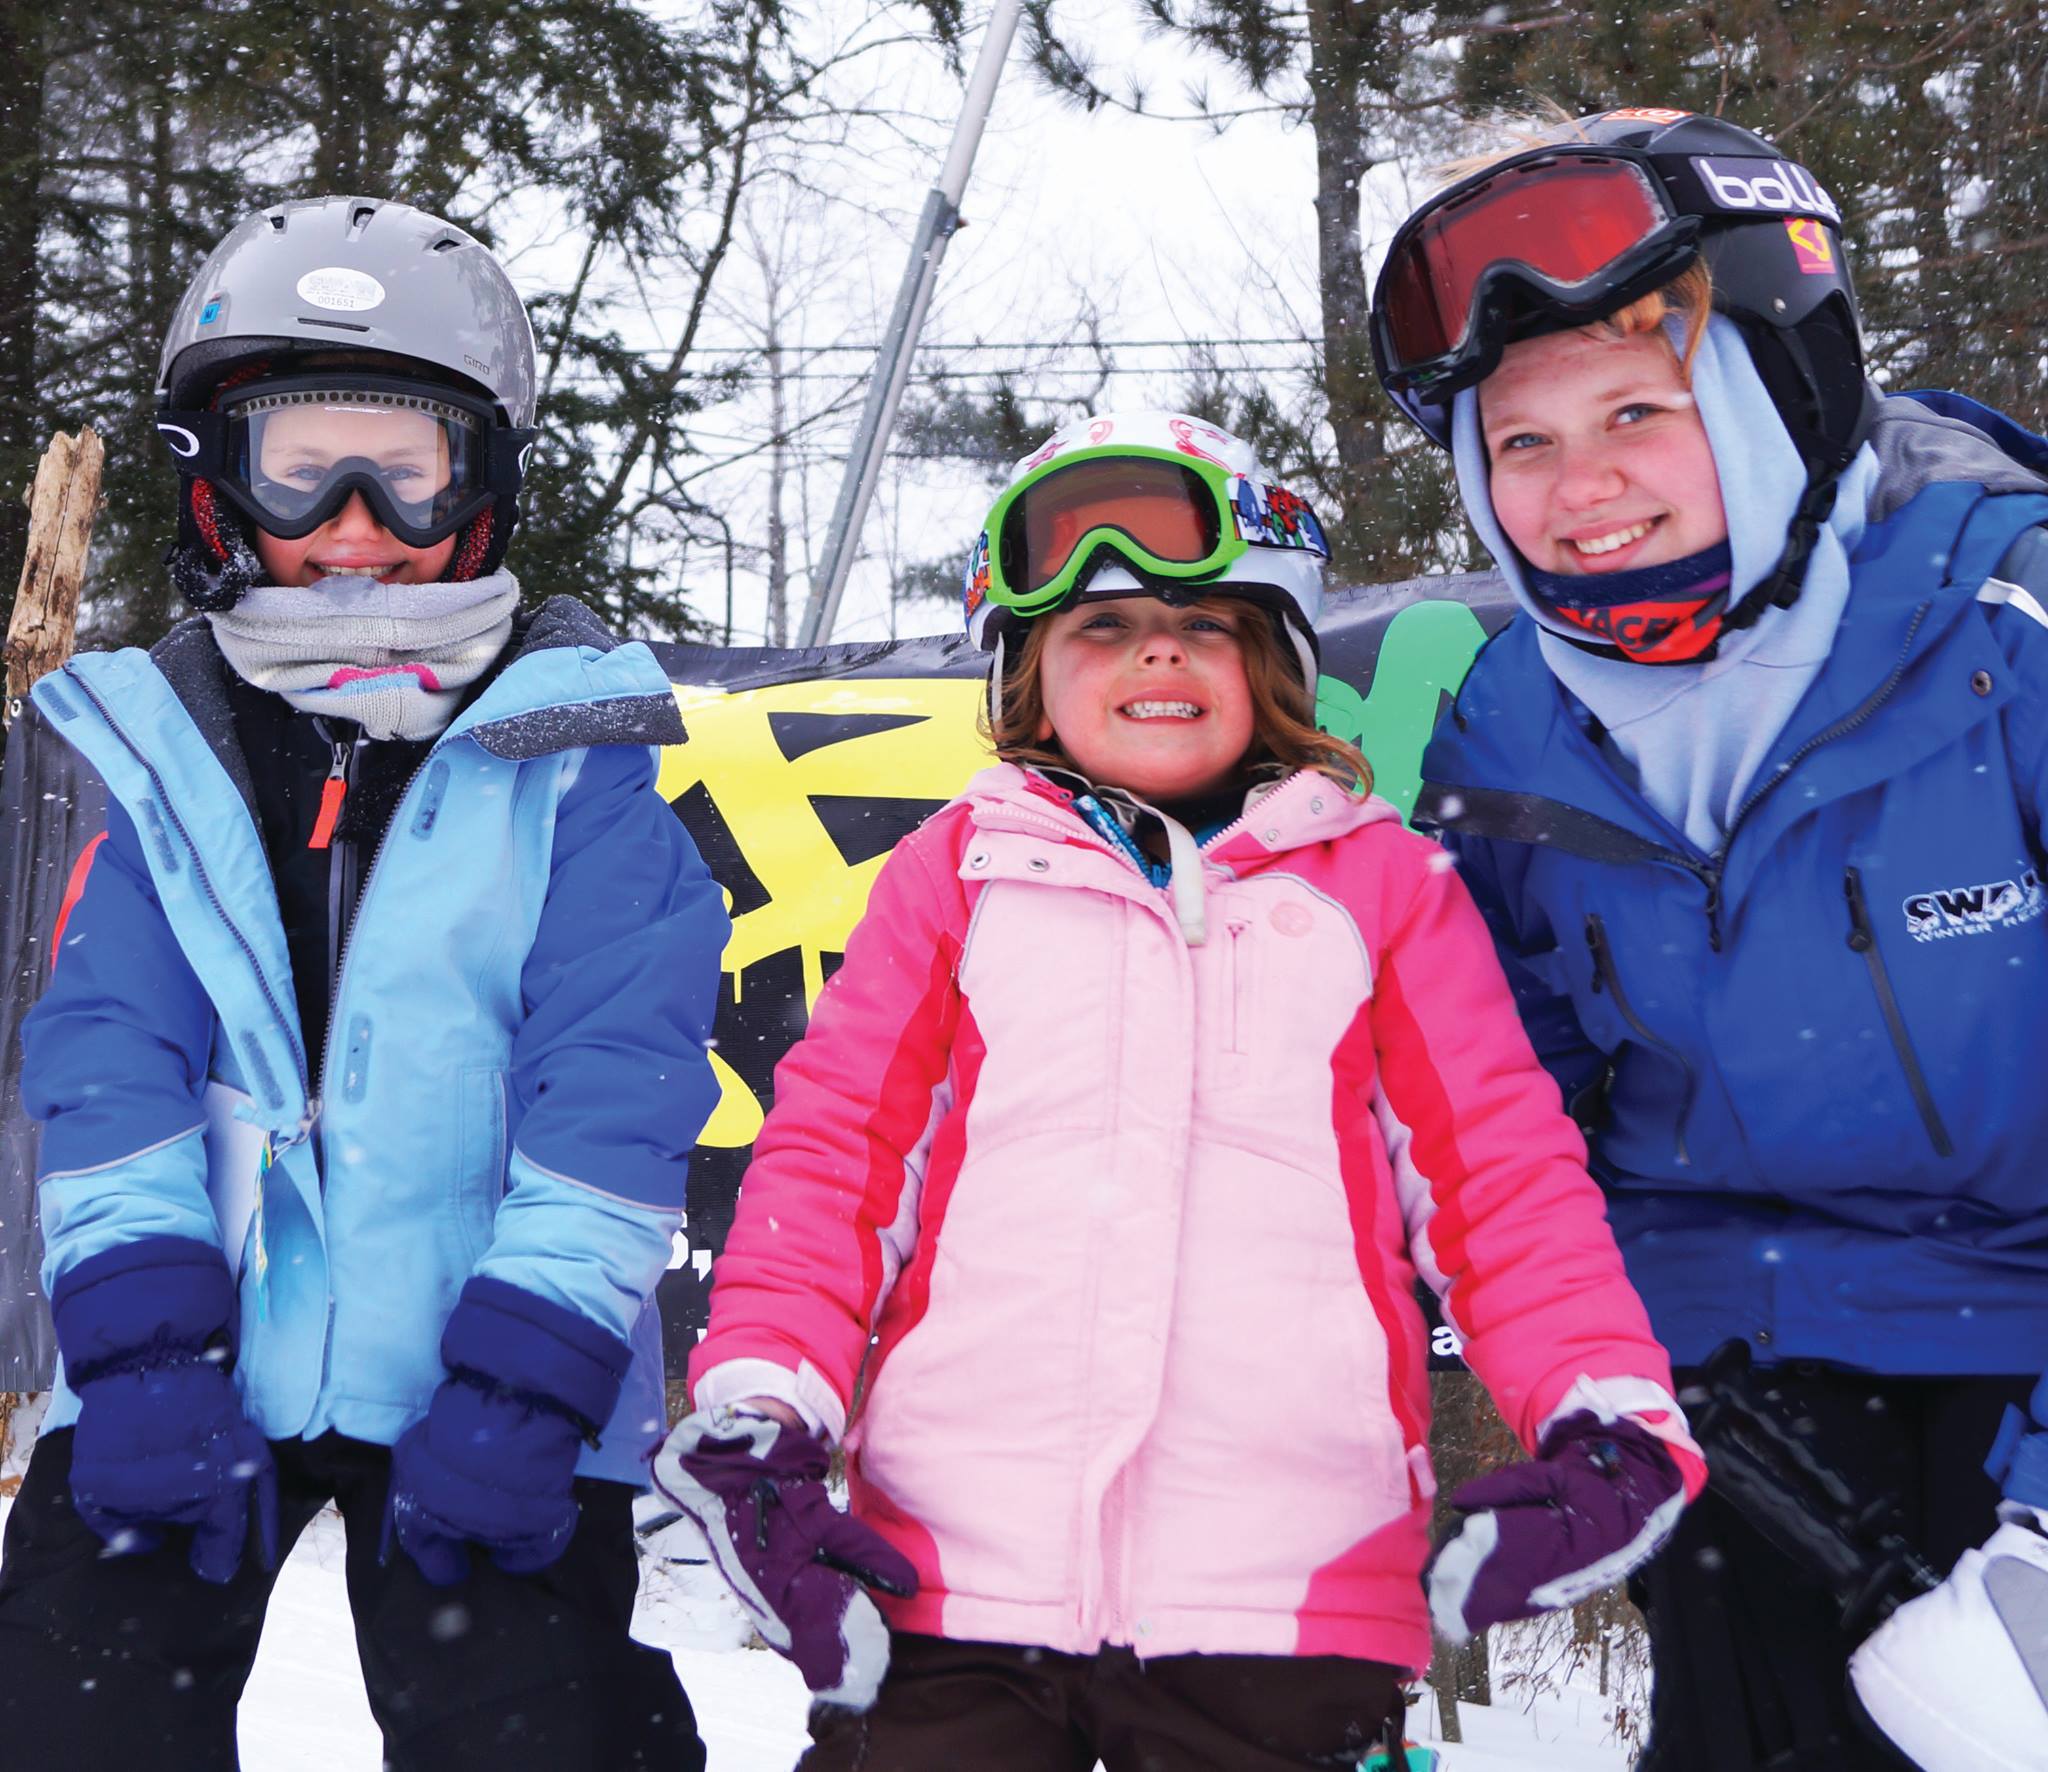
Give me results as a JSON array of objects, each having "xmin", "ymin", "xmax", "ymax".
[{"xmin": 964, "ymin": 445, "xmax": 1330, "ymax": 625}]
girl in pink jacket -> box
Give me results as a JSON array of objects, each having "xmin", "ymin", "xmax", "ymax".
[{"xmin": 656, "ymin": 412, "xmax": 1706, "ymax": 1771}]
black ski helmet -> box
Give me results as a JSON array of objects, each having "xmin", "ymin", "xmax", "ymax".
[{"xmin": 1371, "ymin": 108, "xmax": 1881, "ymax": 648}]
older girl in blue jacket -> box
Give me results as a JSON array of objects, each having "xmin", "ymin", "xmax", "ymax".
[{"xmin": 1376, "ymin": 108, "xmax": 2048, "ymax": 1771}]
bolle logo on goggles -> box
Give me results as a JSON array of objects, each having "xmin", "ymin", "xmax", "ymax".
[
  {"xmin": 1230, "ymin": 478, "xmax": 1329, "ymax": 558},
  {"xmin": 1691, "ymin": 156, "xmax": 1841, "ymax": 225},
  {"xmin": 156, "ymin": 423, "xmax": 201, "ymax": 459}
]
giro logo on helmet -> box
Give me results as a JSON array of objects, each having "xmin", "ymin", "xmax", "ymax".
[
  {"xmin": 1691, "ymin": 157, "xmax": 1842, "ymax": 225},
  {"xmin": 295, "ymin": 266, "xmax": 388, "ymax": 312}
]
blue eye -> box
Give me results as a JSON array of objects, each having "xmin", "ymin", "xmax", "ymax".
[{"xmin": 1615, "ymin": 402, "xmax": 1662, "ymax": 425}]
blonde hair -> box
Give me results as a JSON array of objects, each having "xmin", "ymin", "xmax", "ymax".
[
  {"xmin": 1432, "ymin": 112, "xmax": 1716, "ymax": 383},
  {"xmin": 982, "ymin": 598, "xmax": 1374, "ymax": 796}
]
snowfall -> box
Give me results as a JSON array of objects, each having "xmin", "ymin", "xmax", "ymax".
[{"xmin": 1, "ymin": 1401, "xmax": 1636, "ymax": 1770}]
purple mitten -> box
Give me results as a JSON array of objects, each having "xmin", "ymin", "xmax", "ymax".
[
  {"xmin": 1426, "ymin": 1410, "xmax": 1686, "ymax": 1641},
  {"xmin": 652, "ymin": 1404, "xmax": 917, "ymax": 1709}
]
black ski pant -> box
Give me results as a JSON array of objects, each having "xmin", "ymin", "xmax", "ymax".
[
  {"xmin": 1634, "ymin": 1364, "xmax": 2032, "ymax": 1772},
  {"xmin": 0, "ymin": 1426, "xmax": 704, "ymax": 1772},
  {"xmin": 801, "ymin": 1632, "xmax": 1407, "ymax": 1771}
]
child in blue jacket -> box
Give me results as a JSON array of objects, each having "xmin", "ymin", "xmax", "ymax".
[
  {"xmin": 1374, "ymin": 108, "xmax": 2048, "ymax": 1770},
  {"xmin": 0, "ymin": 198, "xmax": 727, "ymax": 1772}
]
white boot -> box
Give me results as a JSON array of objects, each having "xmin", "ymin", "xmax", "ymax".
[{"xmin": 1849, "ymin": 1504, "xmax": 2048, "ymax": 1771}]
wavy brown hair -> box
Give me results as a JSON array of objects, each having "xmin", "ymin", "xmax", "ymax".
[{"xmin": 982, "ymin": 598, "xmax": 1374, "ymax": 795}]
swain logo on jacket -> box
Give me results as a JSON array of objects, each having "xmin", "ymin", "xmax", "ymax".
[{"xmin": 1903, "ymin": 868, "xmax": 2046, "ymax": 942}]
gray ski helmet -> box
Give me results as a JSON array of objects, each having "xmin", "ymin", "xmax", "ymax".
[
  {"xmin": 158, "ymin": 197, "xmax": 538, "ymax": 608},
  {"xmin": 159, "ymin": 197, "xmax": 536, "ymax": 423}
]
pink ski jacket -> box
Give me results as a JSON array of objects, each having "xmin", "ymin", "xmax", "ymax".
[{"xmin": 693, "ymin": 763, "xmax": 1701, "ymax": 1669}]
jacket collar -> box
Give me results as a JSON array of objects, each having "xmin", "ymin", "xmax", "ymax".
[{"xmin": 960, "ymin": 763, "xmax": 1395, "ymax": 945}]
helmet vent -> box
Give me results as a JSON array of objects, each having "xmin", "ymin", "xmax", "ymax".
[
  {"xmin": 267, "ymin": 213, "xmax": 287, "ymax": 232},
  {"xmin": 296, "ymin": 315, "xmax": 371, "ymax": 333},
  {"xmin": 349, "ymin": 204, "xmax": 378, "ymax": 236},
  {"xmin": 430, "ymin": 235, "xmax": 462, "ymax": 254}
]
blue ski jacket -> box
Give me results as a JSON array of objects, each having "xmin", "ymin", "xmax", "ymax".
[
  {"xmin": 22, "ymin": 599, "xmax": 727, "ymax": 1483},
  {"xmin": 1420, "ymin": 393, "xmax": 2048, "ymax": 1379}
]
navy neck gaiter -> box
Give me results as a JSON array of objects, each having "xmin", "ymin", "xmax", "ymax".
[{"xmin": 1526, "ymin": 541, "xmax": 1734, "ymax": 665}]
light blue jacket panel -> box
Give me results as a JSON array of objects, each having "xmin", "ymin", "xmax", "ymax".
[{"xmin": 24, "ymin": 604, "xmax": 726, "ymax": 1483}]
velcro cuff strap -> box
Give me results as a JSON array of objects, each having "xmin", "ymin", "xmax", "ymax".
[
  {"xmin": 1988, "ymin": 1410, "xmax": 2048, "ymax": 1511},
  {"xmin": 50, "ymin": 1235, "xmax": 235, "ymax": 1372},
  {"xmin": 440, "ymin": 1277, "xmax": 634, "ymax": 1433}
]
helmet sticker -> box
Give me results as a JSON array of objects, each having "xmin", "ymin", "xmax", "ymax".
[
  {"xmin": 962, "ymin": 530, "xmax": 991, "ymax": 621},
  {"xmin": 295, "ymin": 266, "xmax": 388, "ymax": 312},
  {"xmin": 1690, "ymin": 156, "xmax": 1841, "ymax": 224},
  {"xmin": 1231, "ymin": 477, "xmax": 1330, "ymax": 557},
  {"xmin": 1605, "ymin": 106, "xmax": 1691, "ymax": 124},
  {"xmin": 1168, "ymin": 417, "xmax": 1232, "ymax": 465},
  {"xmin": 1088, "ymin": 418, "xmax": 1115, "ymax": 444},
  {"xmin": 199, "ymin": 297, "xmax": 224, "ymax": 326},
  {"xmin": 1784, "ymin": 216, "xmax": 1838, "ymax": 275}
]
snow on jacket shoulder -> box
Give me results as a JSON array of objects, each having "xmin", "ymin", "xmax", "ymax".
[
  {"xmin": 23, "ymin": 602, "xmax": 728, "ymax": 1481},
  {"xmin": 1420, "ymin": 391, "xmax": 2048, "ymax": 1378},
  {"xmin": 694, "ymin": 761, "xmax": 1692, "ymax": 1667}
]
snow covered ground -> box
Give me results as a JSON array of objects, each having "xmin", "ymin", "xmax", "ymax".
[{"xmin": 0, "ymin": 1479, "xmax": 1637, "ymax": 1770}]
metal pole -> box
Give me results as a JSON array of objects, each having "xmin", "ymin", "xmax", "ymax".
[{"xmin": 795, "ymin": 0, "xmax": 1024, "ymax": 647}]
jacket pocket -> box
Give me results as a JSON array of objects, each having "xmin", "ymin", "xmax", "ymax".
[
  {"xmin": 1223, "ymin": 916, "xmax": 1251, "ymax": 1055},
  {"xmin": 1584, "ymin": 912, "xmax": 1697, "ymax": 1167},
  {"xmin": 456, "ymin": 1066, "xmax": 509, "ymax": 1264},
  {"xmin": 1843, "ymin": 867, "xmax": 1955, "ymax": 1158}
]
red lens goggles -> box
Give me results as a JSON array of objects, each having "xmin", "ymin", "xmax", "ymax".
[{"xmin": 1374, "ymin": 150, "xmax": 1698, "ymax": 398}]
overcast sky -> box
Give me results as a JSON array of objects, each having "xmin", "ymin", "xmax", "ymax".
[{"xmin": 524, "ymin": 1, "xmax": 1430, "ymax": 649}]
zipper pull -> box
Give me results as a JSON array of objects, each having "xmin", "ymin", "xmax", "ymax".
[
  {"xmin": 308, "ymin": 739, "xmax": 348, "ymax": 851},
  {"xmin": 1844, "ymin": 866, "xmax": 1874, "ymax": 951}
]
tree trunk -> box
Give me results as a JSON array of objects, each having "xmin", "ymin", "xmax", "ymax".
[
  {"xmin": 1302, "ymin": 0, "xmax": 1385, "ymax": 583},
  {"xmin": 0, "ymin": 0, "xmax": 46, "ymax": 643},
  {"xmin": 1426, "ymin": 1370, "xmax": 1507, "ymax": 1737},
  {"xmin": 4, "ymin": 427, "xmax": 103, "ymax": 710}
]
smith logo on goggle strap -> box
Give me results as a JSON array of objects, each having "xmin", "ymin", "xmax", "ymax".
[
  {"xmin": 1690, "ymin": 157, "xmax": 1841, "ymax": 224},
  {"xmin": 1231, "ymin": 479, "xmax": 1330, "ymax": 558}
]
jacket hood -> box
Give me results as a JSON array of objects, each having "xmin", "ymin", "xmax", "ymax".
[{"xmin": 1867, "ymin": 392, "xmax": 2048, "ymax": 524}]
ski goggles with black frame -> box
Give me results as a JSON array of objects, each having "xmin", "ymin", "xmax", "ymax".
[
  {"xmin": 1371, "ymin": 148, "xmax": 1706, "ymax": 412},
  {"xmin": 156, "ymin": 375, "xmax": 535, "ymax": 548},
  {"xmin": 968, "ymin": 447, "xmax": 1329, "ymax": 623}
]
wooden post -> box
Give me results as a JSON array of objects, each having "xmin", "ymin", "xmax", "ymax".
[{"xmin": 4, "ymin": 426, "xmax": 103, "ymax": 720}]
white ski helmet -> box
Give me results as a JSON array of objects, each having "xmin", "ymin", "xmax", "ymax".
[{"xmin": 963, "ymin": 410, "xmax": 1329, "ymax": 712}]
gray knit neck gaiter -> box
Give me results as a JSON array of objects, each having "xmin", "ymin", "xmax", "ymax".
[{"xmin": 207, "ymin": 571, "xmax": 520, "ymax": 740}]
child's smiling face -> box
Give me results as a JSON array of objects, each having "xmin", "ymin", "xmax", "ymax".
[
  {"xmin": 1479, "ymin": 327, "xmax": 1729, "ymax": 576},
  {"xmin": 250, "ymin": 405, "xmax": 459, "ymax": 586},
  {"xmin": 1033, "ymin": 594, "xmax": 1256, "ymax": 802}
]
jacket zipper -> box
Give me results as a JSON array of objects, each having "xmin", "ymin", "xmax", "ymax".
[
  {"xmin": 317, "ymin": 744, "xmax": 440, "ymax": 1121},
  {"xmin": 1696, "ymin": 604, "xmax": 1933, "ymax": 951},
  {"xmin": 1585, "ymin": 912, "xmax": 1695, "ymax": 1166},
  {"xmin": 65, "ymin": 668, "xmax": 310, "ymax": 1113},
  {"xmin": 309, "ymin": 723, "xmax": 365, "ymax": 1017},
  {"xmin": 1843, "ymin": 865, "xmax": 1955, "ymax": 1158}
]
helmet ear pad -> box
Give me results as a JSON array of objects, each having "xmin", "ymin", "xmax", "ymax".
[{"xmin": 167, "ymin": 477, "xmax": 264, "ymax": 613}]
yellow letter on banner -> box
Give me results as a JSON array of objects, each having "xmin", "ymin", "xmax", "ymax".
[{"xmin": 655, "ymin": 678, "xmax": 988, "ymax": 1146}]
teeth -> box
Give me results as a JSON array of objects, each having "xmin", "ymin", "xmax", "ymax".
[
  {"xmin": 1122, "ymin": 701, "xmax": 1201, "ymax": 720},
  {"xmin": 1572, "ymin": 520, "xmax": 1655, "ymax": 557}
]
